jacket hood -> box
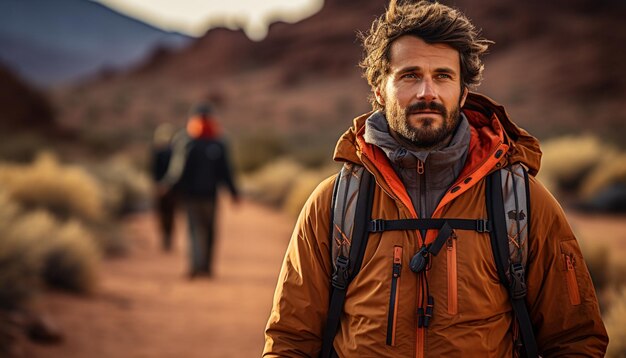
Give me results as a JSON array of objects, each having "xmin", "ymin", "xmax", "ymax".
[{"xmin": 333, "ymin": 92, "xmax": 542, "ymax": 176}]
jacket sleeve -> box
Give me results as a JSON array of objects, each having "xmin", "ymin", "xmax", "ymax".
[
  {"xmin": 263, "ymin": 175, "xmax": 336, "ymax": 357},
  {"xmin": 525, "ymin": 176, "xmax": 608, "ymax": 357},
  {"xmin": 217, "ymin": 140, "xmax": 239, "ymax": 199}
]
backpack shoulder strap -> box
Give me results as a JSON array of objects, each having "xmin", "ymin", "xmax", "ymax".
[
  {"xmin": 486, "ymin": 163, "xmax": 538, "ymax": 358},
  {"xmin": 160, "ymin": 130, "xmax": 191, "ymax": 187},
  {"xmin": 321, "ymin": 163, "xmax": 375, "ymax": 358}
]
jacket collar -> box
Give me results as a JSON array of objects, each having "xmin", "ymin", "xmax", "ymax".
[{"xmin": 333, "ymin": 92, "xmax": 541, "ymax": 177}]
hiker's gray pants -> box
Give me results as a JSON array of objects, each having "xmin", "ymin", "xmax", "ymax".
[{"xmin": 185, "ymin": 199, "xmax": 217, "ymax": 274}]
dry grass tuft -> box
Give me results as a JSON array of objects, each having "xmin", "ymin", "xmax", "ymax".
[
  {"xmin": 0, "ymin": 185, "xmax": 102, "ymax": 309},
  {"xmin": 0, "ymin": 191, "xmax": 41, "ymax": 310},
  {"xmin": 0, "ymin": 132, "xmax": 49, "ymax": 163},
  {"xmin": 283, "ymin": 166, "xmax": 338, "ymax": 218},
  {"xmin": 0, "ymin": 152, "xmax": 105, "ymax": 222},
  {"xmin": 89, "ymin": 155, "xmax": 152, "ymax": 217},
  {"xmin": 539, "ymin": 135, "xmax": 616, "ymax": 194},
  {"xmin": 42, "ymin": 220, "xmax": 100, "ymax": 293},
  {"xmin": 580, "ymin": 152, "xmax": 626, "ymax": 199},
  {"xmin": 3, "ymin": 209, "xmax": 101, "ymax": 295},
  {"xmin": 242, "ymin": 158, "xmax": 305, "ymax": 207},
  {"xmin": 605, "ymin": 286, "xmax": 626, "ymax": 358},
  {"xmin": 578, "ymin": 239, "xmax": 611, "ymax": 293},
  {"xmin": 232, "ymin": 133, "xmax": 287, "ymax": 174}
]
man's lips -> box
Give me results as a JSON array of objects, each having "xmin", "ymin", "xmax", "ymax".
[{"xmin": 409, "ymin": 110, "xmax": 442, "ymax": 115}]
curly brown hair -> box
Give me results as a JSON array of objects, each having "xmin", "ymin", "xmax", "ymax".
[{"xmin": 359, "ymin": 1, "xmax": 493, "ymax": 110}]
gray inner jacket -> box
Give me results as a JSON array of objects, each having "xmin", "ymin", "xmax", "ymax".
[{"xmin": 363, "ymin": 111, "xmax": 471, "ymax": 220}]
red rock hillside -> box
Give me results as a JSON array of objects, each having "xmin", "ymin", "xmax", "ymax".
[{"xmin": 51, "ymin": 0, "xmax": 626, "ymax": 151}]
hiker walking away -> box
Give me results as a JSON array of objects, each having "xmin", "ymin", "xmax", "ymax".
[
  {"xmin": 263, "ymin": 1, "xmax": 608, "ymax": 357},
  {"xmin": 162, "ymin": 103, "xmax": 239, "ymax": 278},
  {"xmin": 151, "ymin": 123, "xmax": 178, "ymax": 252}
]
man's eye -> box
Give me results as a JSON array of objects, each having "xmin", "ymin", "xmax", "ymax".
[
  {"xmin": 401, "ymin": 73, "xmax": 418, "ymax": 79},
  {"xmin": 436, "ymin": 74, "xmax": 452, "ymax": 80}
]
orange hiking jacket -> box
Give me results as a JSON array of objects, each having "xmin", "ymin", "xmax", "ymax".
[{"xmin": 263, "ymin": 93, "xmax": 608, "ymax": 357}]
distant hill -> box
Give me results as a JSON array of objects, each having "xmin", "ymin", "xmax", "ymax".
[
  {"xmin": 0, "ymin": 0, "xmax": 192, "ymax": 87},
  {"xmin": 0, "ymin": 61, "xmax": 54, "ymax": 130},
  {"xmin": 52, "ymin": 0, "xmax": 626, "ymax": 150}
]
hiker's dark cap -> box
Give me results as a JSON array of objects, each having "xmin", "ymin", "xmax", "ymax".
[{"xmin": 192, "ymin": 103, "xmax": 213, "ymax": 116}]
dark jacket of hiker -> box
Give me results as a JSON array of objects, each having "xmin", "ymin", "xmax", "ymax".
[
  {"xmin": 175, "ymin": 118, "xmax": 238, "ymax": 200},
  {"xmin": 263, "ymin": 92, "xmax": 608, "ymax": 357}
]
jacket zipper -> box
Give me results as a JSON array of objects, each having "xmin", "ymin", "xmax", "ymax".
[
  {"xmin": 416, "ymin": 160, "xmax": 426, "ymax": 358},
  {"xmin": 359, "ymin": 151, "xmax": 426, "ymax": 357},
  {"xmin": 418, "ymin": 160, "xmax": 426, "ymax": 238},
  {"xmin": 386, "ymin": 246, "xmax": 403, "ymax": 346},
  {"xmin": 418, "ymin": 160, "xmax": 426, "ymax": 217},
  {"xmin": 447, "ymin": 231, "xmax": 458, "ymax": 315},
  {"xmin": 564, "ymin": 254, "xmax": 581, "ymax": 305},
  {"xmin": 416, "ymin": 318, "xmax": 425, "ymax": 358}
]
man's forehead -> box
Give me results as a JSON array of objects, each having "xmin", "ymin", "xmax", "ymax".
[{"xmin": 388, "ymin": 35, "xmax": 460, "ymax": 70}]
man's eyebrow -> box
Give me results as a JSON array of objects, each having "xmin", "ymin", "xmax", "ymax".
[
  {"xmin": 395, "ymin": 66, "xmax": 458, "ymax": 74},
  {"xmin": 434, "ymin": 67, "xmax": 457, "ymax": 74},
  {"xmin": 396, "ymin": 66, "xmax": 422, "ymax": 73}
]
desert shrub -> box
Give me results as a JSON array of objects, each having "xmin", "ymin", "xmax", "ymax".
[
  {"xmin": 578, "ymin": 240, "xmax": 611, "ymax": 294},
  {"xmin": 609, "ymin": 261, "xmax": 626, "ymax": 292},
  {"xmin": 580, "ymin": 153, "xmax": 626, "ymax": 199},
  {"xmin": 539, "ymin": 136, "xmax": 616, "ymax": 193},
  {"xmin": 78, "ymin": 128, "xmax": 134, "ymax": 156},
  {"xmin": 41, "ymin": 220, "xmax": 100, "ymax": 293},
  {"xmin": 287, "ymin": 134, "xmax": 336, "ymax": 169},
  {"xmin": 0, "ymin": 152, "xmax": 105, "ymax": 222},
  {"xmin": 232, "ymin": 133, "xmax": 287, "ymax": 174},
  {"xmin": 0, "ymin": 184, "xmax": 101, "ymax": 306},
  {"xmin": 0, "ymin": 191, "xmax": 41, "ymax": 310},
  {"xmin": 0, "ymin": 132, "xmax": 49, "ymax": 163},
  {"xmin": 5, "ymin": 209, "xmax": 100, "ymax": 294},
  {"xmin": 88, "ymin": 155, "xmax": 152, "ymax": 217},
  {"xmin": 283, "ymin": 166, "xmax": 338, "ymax": 218},
  {"xmin": 242, "ymin": 158, "xmax": 304, "ymax": 208},
  {"xmin": 605, "ymin": 287, "xmax": 626, "ymax": 358}
]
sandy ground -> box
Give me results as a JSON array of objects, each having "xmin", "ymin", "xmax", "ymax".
[
  {"xmin": 19, "ymin": 200, "xmax": 295, "ymax": 358},
  {"xmin": 15, "ymin": 200, "xmax": 626, "ymax": 358}
]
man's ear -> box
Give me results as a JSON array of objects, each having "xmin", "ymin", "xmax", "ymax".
[
  {"xmin": 374, "ymin": 87, "xmax": 385, "ymax": 107},
  {"xmin": 460, "ymin": 86, "xmax": 469, "ymax": 107}
]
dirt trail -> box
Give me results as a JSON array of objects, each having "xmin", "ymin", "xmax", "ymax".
[
  {"xmin": 20, "ymin": 201, "xmax": 295, "ymax": 358},
  {"xmin": 16, "ymin": 199, "xmax": 626, "ymax": 358}
]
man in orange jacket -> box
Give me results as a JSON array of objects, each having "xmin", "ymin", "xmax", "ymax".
[{"xmin": 263, "ymin": 1, "xmax": 608, "ymax": 357}]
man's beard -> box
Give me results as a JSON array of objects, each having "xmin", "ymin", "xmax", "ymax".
[{"xmin": 386, "ymin": 100, "xmax": 462, "ymax": 149}]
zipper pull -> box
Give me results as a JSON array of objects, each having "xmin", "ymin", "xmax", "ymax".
[
  {"xmin": 393, "ymin": 247, "xmax": 402, "ymax": 278},
  {"xmin": 565, "ymin": 254, "xmax": 575, "ymax": 270},
  {"xmin": 417, "ymin": 307, "xmax": 425, "ymax": 328},
  {"xmin": 424, "ymin": 296, "xmax": 434, "ymax": 328},
  {"xmin": 417, "ymin": 160, "xmax": 425, "ymax": 175},
  {"xmin": 447, "ymin": 231, "xmax": 457, "ymax": 251}
]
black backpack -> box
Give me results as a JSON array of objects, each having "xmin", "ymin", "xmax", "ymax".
[{"xmin": 321, "ymin": 162, "xmax": 537, "ymax": 358}]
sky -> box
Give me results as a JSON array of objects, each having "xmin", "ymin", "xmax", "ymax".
[{"xmin": 95, "ymin": 0, "xmax": 323, "ymax": 40}]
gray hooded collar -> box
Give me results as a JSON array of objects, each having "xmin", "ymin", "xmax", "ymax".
[{"xmin": 363, "ymin": 111, "xmax": 471, "ymax": 215}]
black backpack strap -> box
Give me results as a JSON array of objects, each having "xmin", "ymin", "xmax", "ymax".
[
  {"xmin": 487, "ymin": 166, "xmax": 538, "ymax": 358},
  {"xmin": 369, "ymin": 218, "xmax": 490, "ymax": 233},
  {"xmin": 321, "ymin": 165, "xmax": 375, "ymax": 358}
]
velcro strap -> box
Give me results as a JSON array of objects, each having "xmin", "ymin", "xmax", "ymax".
[{"xmin": 370, "ymin": 218, "xmax": 490, "ymax": 233}]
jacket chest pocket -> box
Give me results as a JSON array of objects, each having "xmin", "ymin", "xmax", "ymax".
[{"xmin": 386, "ymin": 246, "xmax": 403, "ymax": 346}]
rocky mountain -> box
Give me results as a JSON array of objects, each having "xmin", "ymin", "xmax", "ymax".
[
  {"xmin": 0, "ymin": 62, "xmax": 54, "ymax": 130},
  {"xmin": 0, "ymin": 0, "xmax": 191, "ymax": 87},
  {"xmin": 52, "ymin": 0, "xmax": 626, "ymax": 151}
]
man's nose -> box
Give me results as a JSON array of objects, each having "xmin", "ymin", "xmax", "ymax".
[{"xmin": 416, "ymin": 78, "xmax": 437, "ymax": 102}]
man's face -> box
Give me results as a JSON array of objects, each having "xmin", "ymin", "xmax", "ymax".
[{"xmin": 375, "ymin": 35, "xmax": 468, "ymax": 148}]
